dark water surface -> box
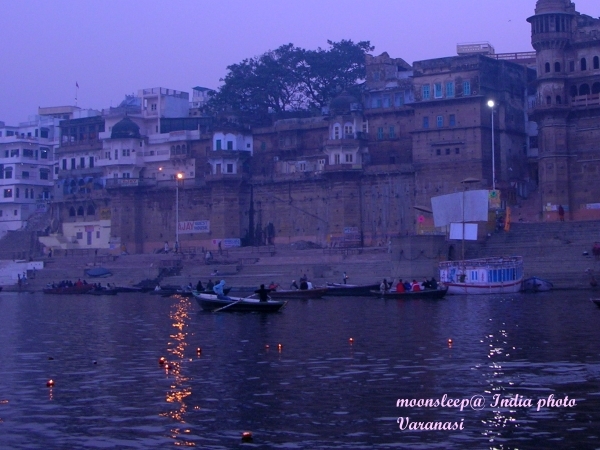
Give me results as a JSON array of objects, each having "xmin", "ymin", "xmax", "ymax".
[{"xmin": 0, "ymin": 290, "xmax": 599, "ymax": 449}]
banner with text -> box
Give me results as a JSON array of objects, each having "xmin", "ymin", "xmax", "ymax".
[{"xmin": 178, "ymin": 220, "xmax": 210, "ymax": 234}]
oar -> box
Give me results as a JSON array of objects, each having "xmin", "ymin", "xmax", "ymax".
[{"xmin": 211, "ymin": 293, "xmax": 255, "ymax": 313}]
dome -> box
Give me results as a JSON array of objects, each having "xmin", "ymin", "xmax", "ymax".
[
  {"xmin": 111, "ymin": 117, "xmax": 141, "ymax": 139},
  {"xmin": 534, "ymin": 0, "xmax": 574, "ymax": 14},
  {"xmin": 329, "ymin": 91, "xmax": 360, "ymax": 116}
]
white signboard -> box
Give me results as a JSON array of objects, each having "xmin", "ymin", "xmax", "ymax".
[
  {"xmin": 431, "ymin": 190, "xmax": 490, "ymax": 227},
  {"xmin": 178, "ymin": 220, "xmax": 210, "ymax": 234},
  {"xmin": 449, "ymin": 223, "xmax": 478, "ymax": 240}
]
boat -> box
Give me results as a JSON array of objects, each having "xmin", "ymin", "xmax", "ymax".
[
  {"xmin": 268, "ymin": 287, "xmax": 329, "ymax": 300},
  {"xmin": 439, "ymin": 256, "xmax": 524, "ymax": 295},
  {"xmin": 43, "ymin": 284, "xmax": 95, "ymax": 295},
  {"xmin": 371, "ymin": 287, "xmax": 448, "ymax": 299},
  {"xmin": 193, "ymin": 291, "xmax": 287, "ymax": 313},
  {"xmin": 84, "ymin": 267, "xmax": 112, "ymax": 278},
  {"xmin": 325, "ymin": 282, "xmax": 380, "ymax": 296},
  {"xmin": 522, "ymin": 276, "xmax": 553, "ymax": 292},
  {"xmin": 591, "ymin": 298, "xmax": 600, "ymax": 308}
]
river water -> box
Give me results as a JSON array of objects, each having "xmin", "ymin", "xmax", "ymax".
[{"xmin": 0, "ymin": 290, "xmax": 599, "ymax": 449}]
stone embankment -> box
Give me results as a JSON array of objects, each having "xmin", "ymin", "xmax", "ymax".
[{"xmin": 5, "ymin": 220, "xmax": 600, "ymax": 292}]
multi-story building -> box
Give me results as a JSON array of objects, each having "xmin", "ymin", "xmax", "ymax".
[{"xmin": 528, "ymin": 0, "xmax": 600, "ymax": 220}]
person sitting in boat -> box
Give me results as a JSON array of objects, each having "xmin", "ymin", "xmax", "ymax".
[
  {"xmin": 380, "ymin": 279, "xmax": 389, "ymax": 293},
  {"xmin": 300, "ymin": 274, "xmax": 308, "ymax": 283},
  {"xmin": 254, "ymin": 284, "xmax": 272, "ymax": 302},
  {"xmin": 411, "ymin": 280, "xmax": 421, "ymax": 292},
  {"xmin": 75, "ymin": 279, "xmax": 83, "ymax": 287},
  {"xmin": 213, "ymin": 280, "xmax": 229, "ymax": 300},
  {"xmin": 206, "ymin": 279, "xmax": 214, "ymax": 291},
  {"xmin": 154, "ymin": 284, "xmax": 161, "ymax": 291},
  {"xmin": 290, "ymin": 280, "xmax": 299, "ymax": 290},
  {"xmin": 403, "ymin": 280, "xmax": 412, "ymax": 291},
  {"xmin": 300, "ymin": 279, "xmax": 309, "ymax": 290},
  {"xmin": 395, "ymin": 279, "xmax": 405, "ymax": 293},
  {"xmin": 268, "ymin": 281, "xmax": 279, "ymax": 291},
  {"xmin": 196, "ymin": 280, "xmax": 204, "ymax": 292},
  {"xmin": 429, "ymin": 277, "xmax": 438, "ymax": 290},
  {"xmin": 422, "ymin": 278, "xmax": 431, "ymax": 289}
]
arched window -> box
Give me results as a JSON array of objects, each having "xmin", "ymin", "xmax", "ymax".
[
  {"xmin": 546, "ymin": 96, "xmax": 552, "ymax": 105},
  {"xmin": 592, "ymin": 82, "xmax": 600, "ymax": 94},
  {"xmin": 570, "ymin": 85, "xmax": 578, "ymax": 97},
  {"xmin": 556, "ymin": 95, "xmax": 562, "ymax": 104},
  {"xmin": 545, "ymin": 62, "xmax": 551, "ymax": 73},
  {"xmin": 554, "ymin": 62, "xmax": 561, "ymax": 72},
  {"xmin": 594, "ymin": 56, "xmax": 599, "ymax": 70},
  {"xmin": 579, "ymin": 84, "xmax": 590, "ymax": 95},
  {"xmin": 170, "ymin": 145, "xmax": 175, "ymax": 153},
  {"xmin": 87, "ymin": 205, "xmax": 95, "ymax": 215},
  {"xmin": 581, "ymin": 58, "xmax": 587, "ymax": 71},
  {"xmin": 69, "ymin": 207, "xmax": 76, "ymax": 217},
  {"xmin": 333, "ymin": 125, "xmax": 340, "ymax": 140},
  {"xmin": 176, "ymin": 145, "xmax": 181, "ymax": 154},
  {"xmin": 77, "ymin": 206, "xmax": 84, "ymax": 216}
]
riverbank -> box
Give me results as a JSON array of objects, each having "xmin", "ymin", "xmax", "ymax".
[{"xmin": 4, "ymin": 220, "xmax": 600, "ymax": 293}]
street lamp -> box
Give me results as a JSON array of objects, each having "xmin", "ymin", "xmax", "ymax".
[
  {"xmin": 487, "ymin": 100, "xmax": 496, "ymax": 191},
  {"xmin": 175, "ymin": 172, "xmax": 184, "ymax": 252}
]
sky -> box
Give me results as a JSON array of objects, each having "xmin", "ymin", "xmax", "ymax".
[{"xmin": 1, "ymin": 0, "xmax": 599, "ymax": 125}]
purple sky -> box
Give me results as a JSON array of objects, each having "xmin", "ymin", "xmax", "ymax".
[{"xmin": 1, "ymin": 0, "xmax": 599, "ymax": 125}]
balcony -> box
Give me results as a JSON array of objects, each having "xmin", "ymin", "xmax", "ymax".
[
  {"xmin": 323, "ymin": 163, "xmax": 364, "ymax": 174},
  {"xmin": 105, "ymin": 178, "xmax": 158, "ymax": 189}
]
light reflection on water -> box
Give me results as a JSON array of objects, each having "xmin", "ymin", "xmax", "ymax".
[{"xmin": 0, "ymin": 291, "xmax": 599, "ymax": 449}]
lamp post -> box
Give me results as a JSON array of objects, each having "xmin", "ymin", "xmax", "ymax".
[
  {"xmin": 175, "ymin": 172, "xmax": 183, "ymax": 252},
  {"xmin": 487, "ymin": 100, "xmax": 496, "ymax": 191}
]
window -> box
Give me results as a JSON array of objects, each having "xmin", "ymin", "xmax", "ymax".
[
  {"xmin": 80, "ymin": 157, "xmax": 85, "ymax": 168},
  {"xmin": 382, "ymin": 95, "xmax": 390, "ymax": 108},
  {"xmin": 434, "ymin": 83, "xmax": 443, "ymax": 98},
  {"xmin": 114, "ymin": 149, "xmax": 118, "ymax": 160},
  {"xmin": 15, "ymin": 188, "xmax": 19, "ymax": 198},
  {"xmin": 71, "ymin": 158, "xmax": 76, "ymax": 169},
  {"xmin": 334, "ymin": 154, "xmax": 341, "ymax": 164},
  {"xmin": 22, "ymin": 171, "xmax": 29, "ymax": 179},
  {"xmin": 455, "ymin": 148, "xmax": 460, "ymax": 154},
  {"xmin": 69, "ymin": 207, "xmax": 76, "ymax": 216},
  {"xmin": 23, "ymin": 149, "xmax": 34, "ymax": 158},
  {"xmin": 554, "ymin": 62, "xmax": 561, "ymax": 72},
  {"xmin": 463, "ymin": 81, "xmax": 471, "ymax": 96},
  {"xmin": 389, "ymin": 126, "xmax": 396, "ymax": 138},
  {"xmin": 334, "ymin": 126, "xmax": 340, "ymax": 139},
  {"xmin": 449, "ymin": 114, "xmax": 456, "ymax": 127},
  {"xmin": 76, "ymin": 232, "xmax": 83, "ymax": 239},
  {"xmin": 5, "ymin": 169, "xmax": 12, "ymax": 179},
  {"xmin": 436, "ymin": 116, "xmax": 444, "ymax": 128},
  {"xmin": 123, "ymin": 173, "xmax": 131, "ymax": 178},
  {"xmin": 40, "ymin": 169, "xmax": 49, "ymax": 180},
  {"xmin": 436, "ymin": 149, "xmax": 441, "ymax": 156},
  {"xmin": 226, "ymin": 163, "xmax": 234, "ymax": 173},
  {"xmin": 151, "ymin": 103, "xmax": 157, "ymax": 111},
  {"xmin": 122, "ymin": 149, "xmax": 130, "ymax": 157},
  {"xmin": 216, "ymin": 139, "xmax": 222, "ymax": 150},
  {"xmin": 345, "ymin": 154, "xmax": 353, "ymax": 163},
  {"xmin": 422, "ymin": 85, "xmax": 430, "ymax": 100},
  {"xmin": 545, "ymin": 62, "xmax": 551, "ymax": 73},
  {"xmin": 377, "ymin": 127, "xmax": 384, "ymax": 140},
  {"xmin": 77, "ymin": 206, "xmax": 84, "ymax": 216},
  {"xmin": 40, "ymin": 148, "xmax": 48, "ymax": 159},
  {"xmin": 445, "ymin": 148, "xmax": 450, "ymax": 155},
  {"xmin": 594, "ymin": 56, "xmax": 600, "ymax": 70},
  {"xmin": 446, "ymin": 82, "xmax": 455, "ymax": 98},
  {"xmin": 546, "ymin": 96, "xmax": 552, "ymax": 105},
  {"xmin": 423, "ymin": 116, "xmax": 429, "ymax": 129},
  {"xmin": 10, "ymin": 149, "xmax": 19, "ymax": 157},
  {"xmin": 394, "ymin": 92, "xmax": 404, "ymax": 107},
  {"xmin": 581, "ymin": 58, "xmax": 587, "ymax": 71},
  {"xmin": 3, "ymin": 189, "xmax": 12, "ymax": 198},
  {"xmin": 227, "ymin": 141, "xmax": 233, "ymax": 150},
  {"xmin": 344, "ymin": 125, "xmax": 353, "ymax": 137},
  {"xmin": 89, "ymin": 156, "xmax": 94, "ymax": 168},
  {"xmin": 299, "ymin": 162, "xmax": 306, "ymax": 171}
]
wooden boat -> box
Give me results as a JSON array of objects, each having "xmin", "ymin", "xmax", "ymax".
[
  {"xmin": 193, "ymin": 291, "xmax": 286, "ymax": 313},
  {"xmin": 370, "ymin": 287, "xmax": 448, "ymax": 299},
  {"xmin": 439, "ymin": 256, "xmax": 524, "ymax": 295},
  {"xmin": 43, "ymin": 284, "xmax": 95, "ymax": 295},
  {"xmin": 325, "ymin": 282, "xmax": 380, "ymax": 296},
  {"xmin": 268, "ymin": 287, "xmax": 329, "ymax": 299},
  {"xmin": 591, "ymin": 298, "xmax": 600, "ymax": 309},
  {"xmin": 84, "ymin": 267, "xmax": 112, "ymax": 278},
  {"xmin": 522, "ymin": 276, "xmax": 553, "ymax": 292}
]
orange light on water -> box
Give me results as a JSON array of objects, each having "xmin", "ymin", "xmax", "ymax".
[
  {"xmin": 159, "ymin": 356, "xmax": 166, "ymax": 365},
  {"xmin": 46, "ymin": 379, "xmax": 54, "ymax": 387},
  {"xmin": 241, "ymin": 431, "xmax": 253, "ymax": 442}
]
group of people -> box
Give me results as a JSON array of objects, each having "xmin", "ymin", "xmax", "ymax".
[
  {"xmin": 380, "ymin": 277, "xmax": 438, "ymax": 293},
  {"xmin": 47, "ymin": 278, "xmax": 89, "ymax": 289}
]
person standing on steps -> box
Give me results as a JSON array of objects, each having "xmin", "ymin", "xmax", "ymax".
[{"xmin": 558, "ymin": 205, "xmax": 565, "ymax": 222}]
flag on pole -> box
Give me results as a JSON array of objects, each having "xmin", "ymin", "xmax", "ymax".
[{"xmin": 76, "ymin": 82, "xmax": 79, "ymax": 88}]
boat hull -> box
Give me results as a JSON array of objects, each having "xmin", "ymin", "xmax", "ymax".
[
  {"xmin": 325, "ymin": 283, "xmax": 380, "ymax": 296},
  {"xmin": 371, "ymin": 288, "xmax": 448, "ymax": 299},
  {"xmin": 193, "ymin": 292, "xmax": 286, "ymax": 313},
  {"xmin": 268, "ymin": 287, "xmax": 328, "ymax": 299},
  {"xmin": 522, "ymin": 277, "xmax": 553, "ymax": 292},
  {"xmin": 43, "ymin": 285, "xmax": 95, "ymax": 295},
  {"xmin": 591, "ymin": 298, "xmax": 600, "ymax": 309},
  {"xmin": 445, "ymin": 280, "xmax": 522, "ymax": 295}
]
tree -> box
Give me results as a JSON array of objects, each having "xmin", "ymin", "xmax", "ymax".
[{"xmin": 208, "ymin": 40, "xmax": 373, "ymax": 124}]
